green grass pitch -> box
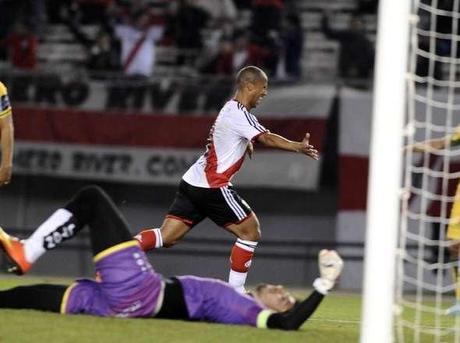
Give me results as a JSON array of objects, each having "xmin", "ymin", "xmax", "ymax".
[{"xmin": 0, "ymin": 277, "xmax": 457, "ymax": 342}]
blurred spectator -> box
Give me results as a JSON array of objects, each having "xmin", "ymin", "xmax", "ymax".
[
  {"xmin": 215, "ymin": 40, "xmax": 236, "ymax": 75},
  {"xmin": 249, "ymin": 0, "xmax": 284, "ymax": 77},
  {"xmin": 114, "ymin": 10, "xmax": 164, "ymax": 77},
  {"xmin": 175, "ymin": 0, "xmax": 210, "ymax": 66},
  {"xmin": 283, "ymin": 0, "xmax": 299, "ymax": 12},
  {"xmin": 198, "ymin": 0, "xmax": 237, "ymax": 59},
  {"xmin": 212, "ymin": 35, "xmax": 249, "ymax": 75},
  {"xmin": 202, "ymin": 32, "xmax": 270, "ymax": 76},
  {"xmin": 207, "ymin": 17, "xmax": 235, "ymax": 53},
  {"xmin": 74, "ymin": 0, "xmax": 114, "ymax": 24},
  {"xmin": 0, "ymin": 1, "xmax": 20, "ymax": 42},
  {"xmin": 1, "ymin": 21, "xmax": 38, "ymax": 70},
  {"xmin": 251, "ymin": 0, "xmax": 283, "ymax": 41},
  {"xmin": 113, "ymin": 0, "xmax": 149, "ymax": 25},
  {"xmin": 321, "ymin": 12, "xmax": 374, "ymax": 79},
  {"xmin": 282, "ymin": 13, "xmax": 304, "ymax": 79},
  {"xmin": 16, "ymin": 0, "xmax": 45, "ymax": 34},
  {"xmin": 0, "ymin": 0, "xmax": 43, "ymax": 61},
  {"xmin": 231, "ymin": 35, "xmax": 251, "ymax": 72},
  {"xmin": 195, "ymin": 0, "xmax": 237, "ymax": 21},
  {"xmin": 107, "ymin": 10, "xmax": 164, "ymax": 110},
  {"xmin": 416, "ymin": 0, "xmax": 456, "ymax": 82},
  {"xmin": 357, "ymin": 0, "xmax": 379, "ymax": 14},
  {"xmin": 46, "ymin": 0, "xmax": 71, "ymax": 23},
  {"xmin": 87, "ymin": 30, "xmax": 120, "ymax": 73},
  {"xmin": 233, "ymin": 0, "xmax": 252, "ymax": 10},
  {"xmin": 66, "ymin": 18, "xmax": 120, "ymax": 74}
]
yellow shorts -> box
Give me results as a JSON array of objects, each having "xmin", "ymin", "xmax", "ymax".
[{"xmin": 447, "ymin": 183, "xmax": 460, "ymax": 240}]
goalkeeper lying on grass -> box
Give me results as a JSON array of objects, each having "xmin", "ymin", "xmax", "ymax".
[{"xmin": 0, "ymin": 186, "xmax": 343, "ymax": 330}]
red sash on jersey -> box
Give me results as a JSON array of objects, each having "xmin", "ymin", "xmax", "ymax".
[{"xmin": 122, "ymin": 32, "xmax": 147, "ymax": 73}]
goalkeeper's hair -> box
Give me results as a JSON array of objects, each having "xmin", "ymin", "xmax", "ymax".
[{"xmin": 246, "ymin": 283, "xmax": 269, "ymax": 298}]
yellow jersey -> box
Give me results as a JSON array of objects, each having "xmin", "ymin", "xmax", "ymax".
[
  {"xmin": 0, "ymin": 82, "xmax": 12, "ymax": 118},
  {"xmin": 452, "ymin": 126, "xmax": 460, "ymax": 146}
]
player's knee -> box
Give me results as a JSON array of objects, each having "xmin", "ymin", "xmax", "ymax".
[
  {"xmin": 251, "ymin": 227, "xmax": 262, "ymax": 241},
  {"xmin": 67, "ymin": 185, "xmax": 108, "ymax": 216},
  {"xmin": 254, "ymin": 229, "xmax": 262, "ymax": 241},
  {"xmin": 237, "ymin": 225, "xmax": 261, "ymax": 241},
  {"xmin": 77, "ymin": 185, "xmax": 107, "ymax": 202}
]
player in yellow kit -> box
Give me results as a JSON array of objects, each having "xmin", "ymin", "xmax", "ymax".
[
  {"xmin": 447, "ymin": 181, "xmax": 460, "ymax": 315},
  {"xmin": 0, "ymin": 82, "xmax": 14, "ymax": 186},
  {"xmin": 409, "ymin": 125, "xmax": 460, "ymax": 315}
]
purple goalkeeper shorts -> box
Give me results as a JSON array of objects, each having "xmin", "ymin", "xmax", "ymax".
[
  {"xmin": 61, "ymin": 241, "xmax": 164, "ymax": 317},
  {"xmin": 177, "ymin": 275, "xmax": 264, "ymax": 326}
]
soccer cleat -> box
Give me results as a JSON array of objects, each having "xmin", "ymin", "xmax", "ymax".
[
  {"xmin": 317, "ymin": 249, "xmax": 344, "ymax": 291},
  {"xmin": 445, "ymin": 301, "xmax": 460, "ymax": 316},
  {"xmin": 0, "ymin": 227, "xmax": 31, "ymax": 275}
]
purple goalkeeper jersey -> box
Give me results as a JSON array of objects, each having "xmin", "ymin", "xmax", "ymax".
[
  {"xmin": 61, "ymin": 241, "xmax": 164, "ymax": 317},
  {"xmin": 177, "ymin": 275, "xmax": 265, "ymax": 326},
  {"xmin": 61, "ymin": 240, "xmax": 268, "ymax": 326}
]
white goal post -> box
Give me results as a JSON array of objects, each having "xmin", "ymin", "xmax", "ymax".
[
  {"xmin": 360, "ymin": 0, "xmax": 411, "ymax": 342},
  {"xmin": 362, "ymin": 0, "xmax": 460, "ymax": 341}
]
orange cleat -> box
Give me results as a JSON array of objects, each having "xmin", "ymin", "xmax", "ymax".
[{"xmin": 0, "ymin": 227, "xmax": 31, "ymax": 275}]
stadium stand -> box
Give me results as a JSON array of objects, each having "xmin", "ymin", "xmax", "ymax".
[{"xmin": 1, "ymin": 0, "xmax": 378, "ymax": 82}]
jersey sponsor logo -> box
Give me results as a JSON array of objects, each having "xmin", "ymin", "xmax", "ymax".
[
  {"xmin": 0, "ymin": 94, "xmax": 11, "ymax": 112},
  {"xmin": 43, "ymin": 222, "xmax": 76, "ymax": 250},
  {"xmin": 115, "ymin": 300, "xmax": 143, "ymax": 317}
]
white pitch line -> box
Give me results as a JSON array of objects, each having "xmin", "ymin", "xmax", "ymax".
[
  {"xmin": 309, "ymin": 318, "xmax": 360, "ymax": 324},
  {"xmin": 309, "ymin": 318, "xmax": 457, "ymax": 331}
]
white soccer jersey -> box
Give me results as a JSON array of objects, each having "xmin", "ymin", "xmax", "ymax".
[
  {"xmin": 115, "ymin": 25, "xmax": 164, "ymax": 76},
  {"xmin": 183, "ymin": 100, "xmax": 268, "ymax": 188}
]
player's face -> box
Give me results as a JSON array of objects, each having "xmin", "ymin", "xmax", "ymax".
[
  {"xmin": 257, "ymin": 284, "xmax": 296, "ymax": 312},
  {"xmin": 250, "ymin": 78, "xmax": 268, "ymax": 108}
]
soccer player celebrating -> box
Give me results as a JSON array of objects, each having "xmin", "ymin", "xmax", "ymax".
[
  {"xmin": 407, "ymin": 125, "xmax": 460, "ymax": 315},
  {"xmin": 0, "ymin": 186, "xmax": 343, "ymax": 329},
  {"xmin": 135, "ymin": 65, "xmax": 319, "ymax": 292},
  {"xmin": 0, "ymin": 81, "xmax": 14, "ymax": 186}
]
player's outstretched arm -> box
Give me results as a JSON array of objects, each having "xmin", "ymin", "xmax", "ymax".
[
  {"xmin": 0, "ymin": 104, "xmax": 13, "ymax": 186},
  {"xmin": 257, "ymin": 132, "xmax": 319, "ymax": 160},
  {"xmin": 405, "ymin": 126, "xmax": 460, "ymax": 153},
  {"xmin": 265, "ymin": 250, "xmax": 344, "ymax": 330},
  {"xmin": 405, "ymin": 137, "xmax": 447, "ymax": 153}
]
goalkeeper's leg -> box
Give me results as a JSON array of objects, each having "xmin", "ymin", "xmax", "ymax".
[
  {"xmin": 0, "ymin": 185, "xmax": 132, "ymax": 275},
  {"xmin": 0, "ymin": 284, "xmax": 67, "ymax": 312}
]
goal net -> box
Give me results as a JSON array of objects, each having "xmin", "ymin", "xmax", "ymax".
[{"xmin": 397, "ymin": 0, "xmax": 460, "ymax": 342}]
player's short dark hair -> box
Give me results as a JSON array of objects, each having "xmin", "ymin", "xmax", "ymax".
[{"xmin": 235, "ymin": 66, "xmax": 267, "ymax": 89}]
